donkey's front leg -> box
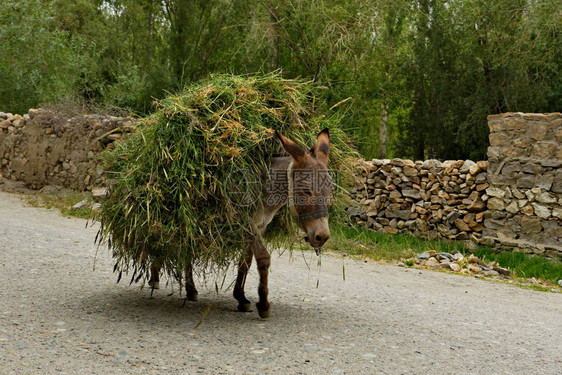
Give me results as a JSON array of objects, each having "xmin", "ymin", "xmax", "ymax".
[
  {"xmin": 254, "ymin": 239, "xmax": 271, "ymax": 318},
  {"xmin": 233, "ymin": 246, "xmax": 253, "ymax": 312},
  {"xmin": 185, "ymin": 264, "xmax": 198, "ymax": 301}
]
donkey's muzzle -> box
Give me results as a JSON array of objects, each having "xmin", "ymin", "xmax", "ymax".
[{"xmin": 306, "ymin": 231, "xmax": 329, "ymax": 250}]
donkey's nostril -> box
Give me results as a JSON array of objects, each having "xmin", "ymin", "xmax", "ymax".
[{"xmin": 309, "ymin": 231, "xmax": 330, "ymax": 247}]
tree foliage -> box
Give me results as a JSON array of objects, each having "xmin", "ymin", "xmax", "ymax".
[{"xmin": 0, "ymin": 0, "xmax": 560, "ymax": 160}]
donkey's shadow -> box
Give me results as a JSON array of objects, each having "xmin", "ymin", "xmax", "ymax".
[{"xmin": 75, "ymin": 282, "xmax": 311, "ymax": 330}]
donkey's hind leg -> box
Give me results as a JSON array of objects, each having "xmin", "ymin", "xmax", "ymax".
[
  {"xmin": 233, "ymin": 246, "xmax": 253, "ymax": 312},
  {"xmin": 148, "ymin": 263, "xmax": 160, "ymax": 289},
  {"xmin": 185, "ymin": 264, "xmax": 198, "ymax": 301}
]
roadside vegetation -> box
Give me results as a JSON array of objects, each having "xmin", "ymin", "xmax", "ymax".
[
  {"xmin": 324, "ymin": 223, "xmax": 562, "ymax": 287},
  {"xmin": 24, "ymin": 189, "xmax": 93, "ymax": 219}
]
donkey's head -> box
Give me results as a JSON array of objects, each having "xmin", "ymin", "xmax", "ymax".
[{"xmin": 276, "ymin": 129, "xmax": 333, "ymax": 253}]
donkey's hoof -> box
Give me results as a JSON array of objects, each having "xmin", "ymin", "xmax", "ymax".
[
  {"xmin": 186, "ymin": 291, "xmax": 199, "ymax": 301},
  {"xmin": 256, "ymin": 302, "xmax": 270, "ymax": 318},
  {"xmin": 237, "ymin": 302, "xmax": 252, "ymax": 312},
  {"xmin": 148, "ymin": 281, "xmax": 160, "ymax": 289}
]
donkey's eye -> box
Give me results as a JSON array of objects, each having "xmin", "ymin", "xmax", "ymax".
[{"xmin": 302, "ymin": 188, "xmax": 313, "ymax": 196}]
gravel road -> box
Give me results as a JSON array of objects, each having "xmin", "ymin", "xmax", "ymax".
[{"xmin": 0, "ymin": 191, "xmax": 561, "ymax": 374}]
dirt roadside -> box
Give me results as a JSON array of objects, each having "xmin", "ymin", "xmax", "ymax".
[{"xmin": 0, "ymin": 191, "xmax": 560, "ymax": 374}]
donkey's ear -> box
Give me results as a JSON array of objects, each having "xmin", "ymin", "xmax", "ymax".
[
  {"xmin": 275, "ymin": 131, "xmax": 306, "ymax": 162},
  {"xmin": 313, "ymin": 128, "xmax": 330, "ymax": 163}
]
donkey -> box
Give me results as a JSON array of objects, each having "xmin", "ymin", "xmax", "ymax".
[{"xmin": 149, "ymin": 128, "xmax": 333, "ymax": 318}]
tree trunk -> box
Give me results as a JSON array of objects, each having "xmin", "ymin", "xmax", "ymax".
[
  {"xmin": 379, "ymin": 101, "xmax": 388, "ymax": 159},
  {"xmin": 268, "ymin": 11, "xmax": 279, "ymax": 71}
]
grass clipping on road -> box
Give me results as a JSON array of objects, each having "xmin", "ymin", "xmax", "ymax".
[{"xmin": 95, "ymin": 73, "xmax": 358, "ymax": 283}]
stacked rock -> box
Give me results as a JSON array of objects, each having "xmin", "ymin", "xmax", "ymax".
[
  {"xmin": 413, "ymin": 250, "xmax": 511, "ymax": 277},
  {"xmin": 0, "ymin": 112, "xmax": 28, "ymax": 133},
  {"xmin": 347, "ymin": 158, "xmax": 489, "ymax": 241},
  {"xmin": 485, "ymin": 112, "xmax": 561, "ymax": 256}
]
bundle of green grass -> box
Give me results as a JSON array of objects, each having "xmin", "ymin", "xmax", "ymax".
[{"xmin": 96, "ymin": 73, "xmax": 357, "ymax": 284}]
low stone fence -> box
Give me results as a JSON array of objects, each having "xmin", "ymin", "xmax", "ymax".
[
  {"xmin": 484, "ymin": 112, "xmax": 561, "ymax": 256},
  {"xmin": 347, "ymin": 112, "xmax": 561, "ymax": 257},
  {"xmin": 1, "ymin": 109, "xmax": 560, "ymax": 256},
  {"xmin": 0, "ymin": 109, "xmax": 135, "ymax": 190},
  {"xmin": 347, "ymin": 158, "xmax": 489, "ymax": 242}
]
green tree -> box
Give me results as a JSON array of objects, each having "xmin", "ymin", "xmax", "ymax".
[
  {"xmin": 0, "ymin": 0, "xmax": 83, "ymax": 113},
  {"xmin": 1, "ymin": 0, "xmax": 560, "ymax": 160}
]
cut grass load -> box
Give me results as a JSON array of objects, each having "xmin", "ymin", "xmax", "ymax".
[{"xmin": 95, "ymin": 73, "xmax": 358, "ymax": 284}]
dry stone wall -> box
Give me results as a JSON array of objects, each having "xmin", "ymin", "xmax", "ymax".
[
  {"xmin": 484, "ymin": 113, "xmax": 562, "ymax": 256},
  {"xmin": 347, "ymin": 158, "xmax": 489, "ymax": 242},
  {"xmin": 347, "ymin": 112, "xmax": 562, "ymax": 257},
  {"xmin": 0, "ymin": 109, "xmax": 135, "ymax": 190}
]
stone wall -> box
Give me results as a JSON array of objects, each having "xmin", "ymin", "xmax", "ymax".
[
  {"xmin": 484, "ymin": 113, "xmax": 562, "ymax": 256},
  {"xmin": 347, "ymin": 113, "xmax": 562, "ymax": 257},
  {"xmin": 0, "ymin": 109, "xmax": 135, "ymax": 190},
  {"xmin": 1, "ymin": 108, "xmax": 560, "ymax": 255},
  {"xmin": 346, "ymin": 158, "xmax": 489, "ymax": 242}
]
